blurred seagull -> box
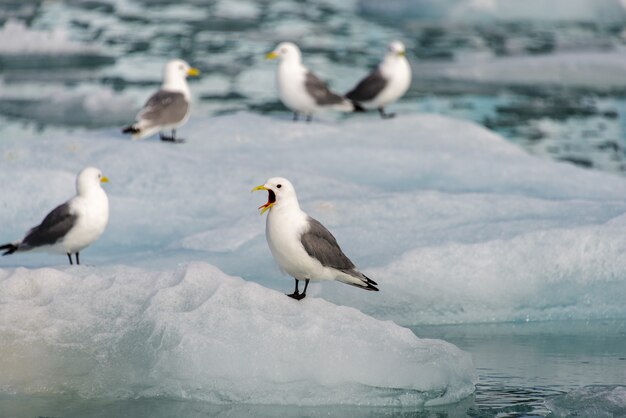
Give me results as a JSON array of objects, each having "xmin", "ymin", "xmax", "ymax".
[
  {"xmin": 253, "ymin": 177, "xmax": 378, "ymax": 300},
  {"xmin": 266, "ymin": 42, "xmax": 361, "ymax": 122},
  {"xmin": 122, "ymin": 59, "xmax": 200, "ymax": 143},
  {"xmin": 0, "ymin": 167, "xmax": 109, "ymax": 265},
  {"xmin": 346, "ymin": 41, "xmax": 411, "ymax": 119}
]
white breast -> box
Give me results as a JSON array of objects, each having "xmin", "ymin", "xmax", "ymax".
[
  {"xmin": 61, "ymin": 190, "xmax": 109, "ymax": 254},
  {"xmin": 373, "ymin": 57, "xmax": 412, "ymax": 108},
  {"xmin": 277, "ymin": 62, "xmax": 317, "ymax": 114},
  {"xmin": 266, "ymin": 205, "xmax": 332, "ymax": 281}
]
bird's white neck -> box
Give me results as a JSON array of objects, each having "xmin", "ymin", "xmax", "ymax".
[
  {"xmin": 269, "ymin": 196, "xmax": 302, "ymax": 216},
  {"xmin": 380, "ymin": 54, "xmax": 408, "ymax": 78},
  {"xmin": 279, "ymin": 54, "xmax": 305, "ymax": 71},
  {"xmin": 162, "ymin": 76, "xmax": 191, "ymax": 100},
  {"xmin": 77, "ymin": 184, "xmax": 106, "ymax": 199}
]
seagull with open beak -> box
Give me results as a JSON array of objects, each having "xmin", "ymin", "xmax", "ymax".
[{"xmin": 253, "ymin": 177, "xmax": 378, "ymax": 300}]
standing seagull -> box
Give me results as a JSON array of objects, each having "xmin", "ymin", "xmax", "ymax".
[
  {"xmin": 0, "ymin": 167, "xmax": 109, "ymax": 265},
  {"xmin": 253, "ymin": 177, "xmax": 378, "ymax": 300},
  {"xmin": 266, "ymin": 42, "xmax": 360, "ymax": 122},
  {"xmin": 346, "ymin": 41, "xmax": 411, "ymax": 119},
  {"xmin": 122, "ymin": 59, "xmax": 200, "ymax": 143}
]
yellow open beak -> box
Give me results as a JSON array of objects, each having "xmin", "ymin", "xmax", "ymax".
[
  {"xmin": 265, "ymin": 51, "xmax": 279, "ymax": 60},
  {"xmin": 101, "ymin": 176, "xmax": 109, "ymax": 183},
  {"xmin": 252, "ymin": 184, "xmax": 274, "ymax": 215},
  {"xmin": 187, "ymin": 67, "xmax": 200, "ymax": 77}
]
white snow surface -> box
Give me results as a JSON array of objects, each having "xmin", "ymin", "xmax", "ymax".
[
  {"xmin": 1, "ymin": 112, "xmax": 626, "ymax": 328},
  {"xmin": 0, "ymin": 262, "xmax": 475, "ymax": 406}
]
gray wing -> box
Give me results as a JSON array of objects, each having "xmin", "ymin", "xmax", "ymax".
[
  {"xmin": 301, "ymin": 217, "xmax": 355, "ymax": 271},
  {"xmin": 137, "ymin": 90, "xmax": 189, "ymax": 126},
  {"xmin": 304, "ymin": 72, "xmax": 346, "ymax": 106},
  {"xmin": 21, "ymin": 202, "xmax": 78, "ymax": 249},
  {"xmin": 346, "ymin": 68, "xmax": 387, "ymax": 102}
]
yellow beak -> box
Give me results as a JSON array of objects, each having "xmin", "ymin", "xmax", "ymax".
[
  {"xmin": 101, "ymin": 176, "xmax": 109, "ymax": 183},
  {"xmin": 187, "ymin": 67, "xmax": 200, "ymax": 77},
  {"xmin": 398, "ymin": 51, "xmax": 406, "ymax": 57},
  {"xmin": 265, "ymin": 51, "xmax": 279, "ymax": 60},
  {"xmin": 252, "ymin": 184, "xmax": 274, "ymax": 215}
]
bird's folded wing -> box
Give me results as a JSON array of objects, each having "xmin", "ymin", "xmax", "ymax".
[
  {"xmin": 137, "ymin": 90, "xmax": 189, "ymax": 126},
  {"xmin": 304, "ymin": 72, "xmax": 346, "ymax": 105},
  {"xmin": 22, "ymin": 202, "xmax": 78, "ymax": 248},
  {"xmin": 346, "ymin": 68, "xmax": 387, "ymax": 102},
  {"xmin": 300, "ymin": 217, "xmax": 355, "ymax": 270}
]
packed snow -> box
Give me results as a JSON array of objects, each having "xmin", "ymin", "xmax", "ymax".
[
  {"xmin": 1, "ymin": 113, "xmax": 626, "ymax": 328},
  {"xmin": 0, "ymin": 262, "xmax": 475, "ymax": 406}
]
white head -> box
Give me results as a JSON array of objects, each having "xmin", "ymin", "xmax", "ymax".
[
  {"xmin": 266, "ymin": 42, "xmax": 302, "ymax": 64},
  {"xmin": 386, "ymin": 40, "xmax": 407, "ymax": 58},
  {"xmin": 252, "ymin": 177, "xmax": 298, "ymax": 214},
  {"xmin": 76, "ymin": 166, "xmax": 108, "ymax": 196},
  {"xmin": 162, "ymin": 59, "xmax": 200, "ymax": 89}
]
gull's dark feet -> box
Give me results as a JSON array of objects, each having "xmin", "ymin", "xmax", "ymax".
[
  {"xmin": 160, "ymin": 135, "xmax": 185, "ymax": 143},
  {"xmin": 287, "ymin": 278, "xmax": 308, "ymax": 300},
  {"xmin": 160, "ymin": 129, "xmax": 185, "ymax": 143},
  {"xmin": 287, "ymin": 291, "xmax": 306, "ymax": 300},
  {"xmin": 378, "ymin": 108, "xmax": 396, "ymax": 119}
]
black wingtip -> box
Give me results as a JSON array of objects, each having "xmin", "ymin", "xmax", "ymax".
[
  {"xmin": 0, "ymin": 243, "xmax": 18, "ymax": 255},
  {"xmin": 122, "ymin": 125, "xmax": 140, "ymax": 134},
  {"xmin": 351, "ymin": 101, "xmax": 366, "ymax": 113},
  {"xmin": 363, "ymin": 275, "xmax": 379, "ymax": 291}
]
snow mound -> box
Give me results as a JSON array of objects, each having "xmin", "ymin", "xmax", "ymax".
[
  {"xmin": 546, "ymin": 385, "xmax": 626, "ymax": 417},
  {"xmin": 1, "ymin": 113, "xmax": 626, "ymax": 326},
  {"xmin": 0, "ymin": 262, "xmax": 476, "ymax": 406}
]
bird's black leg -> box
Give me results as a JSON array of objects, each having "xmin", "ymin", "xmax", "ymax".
[
  {"xmin": 300, "ymin": 279, "xmax": 310, "ymax": 299},
  {"xmin": 306, "ymin": 114, "xmax": 313, "ymax": 123},
  {"xmin": 67, "ymin": 253, "xmax": 73, "ymax": 265},
  {"xmin": 293, "ymin": 112, "xmax": 299, "ymax": 122},
  {"xmin": 378, "ymin": 107, "xmax": 396, "ymax": 119},
  {"xmin": 287, "ymin": 278, "xmax": 307, "ymax": 300},
  {"xmin": 76, "ymin": 252, "xmax": 80, "ymax": 265},
  {"xmin": 160, "ymin": 129, "xmax": 183, "ymax": 143}
]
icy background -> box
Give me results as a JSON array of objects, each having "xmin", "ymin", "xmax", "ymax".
[{"xmin": 1, "ymin": 0, "xmax": 626, "ymax": 416}]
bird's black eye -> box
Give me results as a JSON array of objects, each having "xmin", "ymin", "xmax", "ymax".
[{"xmin": 277, "ymin": 184, "xmax": 282, "ymax": 189}]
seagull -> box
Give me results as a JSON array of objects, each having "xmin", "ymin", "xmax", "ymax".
[
  {"xmin": 253, "ymin": 177, "xmax": 378, "ymax": 300},
  {"xmin": 266, "ymin": 42, "xmax": 362, "ymax": 122},
  {"xmin": 346, "ymin": 41, "xmax": 411, "ymax": 119},
  {"xmin": 0, "ymin": 167, "xmax": 109, "ymax": 265},
  {"xmin": 122, "ymin": 59, "xmax": 200, "ymax": 143}
]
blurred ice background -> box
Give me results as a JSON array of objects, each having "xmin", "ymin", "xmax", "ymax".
[{"xmin": 2, "ymin": 0, "xmax": 626, "ymax": 172}]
